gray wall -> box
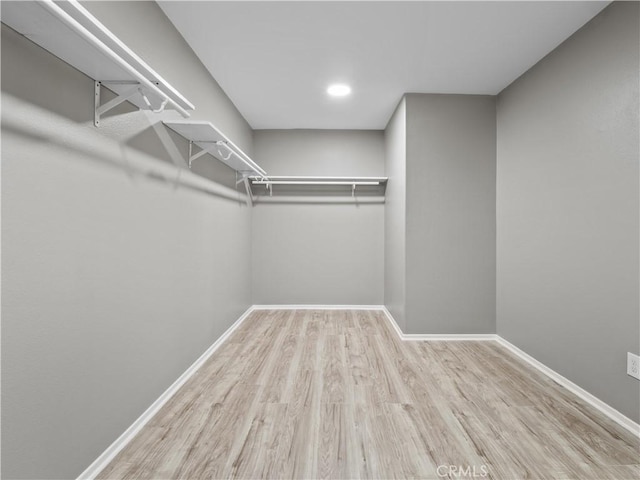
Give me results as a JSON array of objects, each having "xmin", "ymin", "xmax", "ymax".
[
  {"xmin": 384, "ymin": 99, "xmax": 407, "ymax": 330},
  {"xmin": 405, "ymin": 94, "xmax": 497, "ymax": 334},
  {"xmin": 252, "ymin": 130, "xmax": 385, "ymax": 305},
  {"xmin": 1, "ymin": 1, "xmax": 254, "ymax": 478},
  {"xmin": 83, "ymin": 1, "xmax": 253, "ymax": 157},
  {"xmin": 497, "ymin": 1, "xmax": 640, "ymax": 422}
]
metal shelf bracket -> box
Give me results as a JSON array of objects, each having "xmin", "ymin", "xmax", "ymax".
[
  {"xmin": 187, "ymin": 140, "xmax": 235, "ymax": 168},
  {"xmin": 94, "ymin": 80, "xmax": 139, "ymax": 127},
  {"xmin": 94, "ymin": 80, "xmax": 175, "ymax": 127}
]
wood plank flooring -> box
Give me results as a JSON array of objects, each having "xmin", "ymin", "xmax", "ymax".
[{"xmin": 97, "ymin": 310, "xmax": 639, "ymax": 480}]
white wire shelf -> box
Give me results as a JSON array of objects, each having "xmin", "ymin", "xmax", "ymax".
[
  {"xmin": 163, "ymin": 121, "xmax": 267, "ymax": 177},
  {"xmin": 248, "ymin": 176, "xmax": 388, "ymax": 198},
  {"xmin": 1, "ymin": 0, "xmax": 194, "ymax": 125}
]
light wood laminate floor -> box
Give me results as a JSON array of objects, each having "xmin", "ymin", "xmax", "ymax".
[{"xmin": 98, "ymin": 310, "xmax": 639, "ymax": 480}]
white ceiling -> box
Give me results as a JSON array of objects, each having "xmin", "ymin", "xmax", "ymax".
[{"xmin": 158, "ymin": 1, "xmax": 609, "ymax": 130}]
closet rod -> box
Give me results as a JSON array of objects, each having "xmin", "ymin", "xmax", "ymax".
[
  {"xmin": 251, "ymin": 181, "xmax": 381, "ymax": 186},
  {"xmin": 3, "ymin": 96, "xmax": 245, "ymax": 204},
  {"xmin": 208, "ymin": 140, "xmax": 267, "ymax": 177},
  {"xmin": 254, "ymin": 176, "xmax": 387, "ymax": 181},
  {"xmin": 41, "ymin": 0, "xmax": 190, "ymax": 118}
]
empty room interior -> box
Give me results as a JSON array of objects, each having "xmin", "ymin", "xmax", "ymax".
[{"xmin": 2, "ymin": 1, "xmax": 639, "ymax": 479}]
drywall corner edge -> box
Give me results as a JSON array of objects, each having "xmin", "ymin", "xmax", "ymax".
[{"xmin": 381, "ymin": 306, "xmax": 497, "ymax": 341}]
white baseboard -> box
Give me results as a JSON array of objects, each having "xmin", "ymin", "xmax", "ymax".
[
  {"xmin": 77, "ymin": 306, "xmax": 256, "ymax": 480},
  {"xmin": 404, "ymin": 334, "xmax": 498, "ymax": 341},
  {"xmin": 252, "ymin": 304, "xmax": 384, "ymax": 310},
  {"xmin": 380, "ymin": 306, "xmax": 497, "ymax": 341},
  {"xmin": 382, "ymin": 306, "xmax": 639, "ymax": 438},
  {"xmin": 381, "ymin": 306, "xmax": 404, "ymax": 337},
  {"xmin": 79, "ymin": 304, "xmax": 638, "ymax": 480},
  {"xmin": 495, "ymin": 336, "xmax": 640, "ymax": 438},
  {"xmin": 261, "ymin": 307, "xmax": 638, "ymax": 436}
]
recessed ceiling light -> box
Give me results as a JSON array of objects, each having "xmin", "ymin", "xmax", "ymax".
[{"xmin": 327, "ymin": 83, "xmax": 351, "ymax": 97}]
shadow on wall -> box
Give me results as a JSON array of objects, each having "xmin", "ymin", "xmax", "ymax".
[
  {"xmin": 2, "ymin": 94, "xmax": 248, "ymax": 205},
  {"xmin": 2, "ymin": 24, "xmax": 92, "ymax": 124},
  {"xmin": 1, "ymin": 23, "xmax": 240, "ymax": 191},
  {"xmin": 188, "ymin": 153, "xmax": 240, "ymax": 192},
  {"xmin": 2, "ymin": 23, "xmax": 147, "ymax": 129}
]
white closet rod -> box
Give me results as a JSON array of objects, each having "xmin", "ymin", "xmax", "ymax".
[
  {"xmin": 252, "ymin": 180, "xmax": 380, "ymax": 186},
  {"xmin": 67, "ymin": 0, "xmax": 194, "ymax": 110},
  {"xmin": 211, "ymin": 141, "xmax": 267, "ymax": 177},
  {"xmin": 3, "ymin": 96, "xmax": 245, "ymax": 204},
  {"xmin": 41, "ymin": 0, "xmax": 190, "ymax": 118},
  {"xmin": 255, "ymin": 196, "xmax": 385, "ymax": 204},
  {"xmin": 251, "ymin": 176, "xmax": 387, "ymax": 181}
]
